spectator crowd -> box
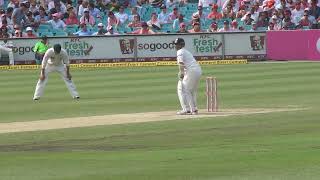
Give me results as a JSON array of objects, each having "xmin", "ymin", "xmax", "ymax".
[{"xmin": 0, "ymin": 0, "xmax": 319, "ymax": 38}]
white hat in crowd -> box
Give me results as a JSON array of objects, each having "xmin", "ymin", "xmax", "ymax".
[{"xmin": 26, "ymin": 27, "xmax": 33, "ymax": 31}]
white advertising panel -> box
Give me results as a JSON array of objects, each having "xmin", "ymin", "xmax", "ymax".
[
  {"xmin": 2, "ymin": 32, "xmax": 266, "ymax": 65},
  {"xmin": 7, "ymin": 36, "xmax": 135, "ymax": 64},
  {"xmin": 135, "ymin": 34, "xmax": 223, "ymax": 61},
  {"xmin": 224, "ymin": 32, "xmax": 266, "ymax": 59}
]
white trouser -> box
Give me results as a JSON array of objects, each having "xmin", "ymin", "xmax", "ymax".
[
  {"xmin": 177, "ymin": 66, "xmax": 202, "ymax": 112},
  {"xmin": 33, "ymin": 65, "xmax": 79, "ymax": 99},
  {"xmin": 0, "ymin": 46, "xmax": 14, "ymax": 65}
]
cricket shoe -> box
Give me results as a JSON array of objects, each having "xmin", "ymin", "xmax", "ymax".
[
  {"xmin": 33, "ymin": 97, "xmax": 40, "ymax": 101},
  {"xmin": 176, "ymin": 110, "xmax": 191, "ymax": 115},
  {"xmin": 191, "ymin": 110, "xmax": 198, "ymax": 115},
  {"xmin": 73, "ymin": 96, "xmax": 80, "ymax": 100}
]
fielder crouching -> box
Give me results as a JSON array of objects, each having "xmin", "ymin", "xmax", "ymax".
[
  {"xmin": 174, "ymin": 38, "xmax": 202, "ymax": 115},
  {"xmin": 33, "ymin": 44, "xmax": 80, "ymax": 100}
]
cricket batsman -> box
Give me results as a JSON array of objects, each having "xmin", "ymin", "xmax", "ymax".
[
  {"xmin": 33, "ymin": 44, "xmax": 80, "ymax": 100},
  {"xmin": 174, "ymin": 38, "xmax": 202, "ymax": 115}
]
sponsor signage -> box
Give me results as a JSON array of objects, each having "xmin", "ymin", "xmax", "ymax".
[
  {"xmin": 1, "ymin": 32, "xmax": 266, "ymax": 65},
  {"xmin": 224, "ymin": 32, "xmax": 266, "ymax": 59},
  {"xmin": 267, "ymin": 30, "xmax": 320, "ymax": 61}
]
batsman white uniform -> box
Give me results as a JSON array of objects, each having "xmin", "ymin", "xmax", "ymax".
[
  {"xmin": 177, "ymin": 48, "xmax": 202, "ymax": 113},
  {"xmin": 33, "ymin": 48, "xmax": 79, "ymax": 100}
]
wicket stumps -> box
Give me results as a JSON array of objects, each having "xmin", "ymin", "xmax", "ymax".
[{"xmin": 206, "ymin": 77, "xmax": 218, "ymax": 112}]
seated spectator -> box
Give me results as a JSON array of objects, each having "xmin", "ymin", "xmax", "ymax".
[
  {"xmin": 291, "ymin": 2, "xmax": 304, "ymax": 24},
  {"xmin": 29, "ymin": 1, "xmax": 39, "ymax": 15},
  {"xmin": 168, "ymin": 7, "xmax": 180, "ymax": 22},
  {"xmin": 88, "ymin": 2, "xmax": 101, "ymax": 18},
  {"xmin": 65, "ymin": 11, "xmax": 79, "ymax": 25},
  {"xmin": 0, "ymin": 13, "xmax": 7, "ymax": 28},
  {"xmin": 80, "ymin": 8, "xmax": 95, "ymax": 26},
  {"xmin": 128, "ymin": 6, "xmax": 140, "ymax": 22},
  {"xmin": 108, "ymin": 0, "xmax": 121, "ymax": 11},
  {"xmin": 176, "ymin": 22, "xmax": 188, "ymax": 33},
  {"xmin": 241, "ymin": 12, "xmax": 254, "ymax": 25},
  {"xmin": 222, "ymin": 3, "xmax": 236, "ymax": 19},
  {"xmin": 23, "ymin": 11, "xmax": 37, "ymax": 29},
  {"xmin": 287, "ymin": 0, "xmax": 295, "ymax": 9},
  {"xmin": 207, "ymin": 4, "xmax": 222, "ymax": 20},
  {"xmin": 198, "ymin": 0, "xmax": 214, "ymax": 8},
  {"xmin": 193, "ymin": 6, "xmax": 208, "ymax": 20},
  {"xmin": 230, "ymin": 20, "xmax": 240, "ymax": 31},
  {"xmin": 190, "ymin": 14, "xmax": 203, "ymax": 27},
  {"xmin": 78, "ymin": 0, "xmax": 89, "ymax": 17},
  {"xmin": 34, "ymin": 6, "xmax": 49, "ymax": 25},
  {"xmin": 222, "ymin": 0, "xmax": 240, "ymax": 13},
  {"xmin": 147, "ymin": 13, "xmax": 161, "ymax": 30},
  {"xmin": 128, "ymin": 15, "xmax": 142, "ymax": 29},
  {"xmin": 130, "ymin": 21, "xmax": 155, "ymax": 34},
  {"xmin": 236, "ymin": 4, "xmax": 247, "ymax": 18},
  {"xmin": 13, "ymin": 29, "xmax": 23, "ymax": 37},
  {"xmin": 92, "ymin": 23, "xmax": 107, "ymax": 35},
  {"xmin": 173, "ymin": 14, "xmax": 187, "ymax": 31},
  {"xmin": 96, "ymin": 0, "xmax": 108, "ymax": 13},
  {"xmin": 11, "ymin": 24, "xmax": 21, "ymax": 36},
  {"xmin": 24, "ymin": 26, "xmax": 37, "ymax": 37},
  {"xmin": 309, "ymin": 0, "xmax": 320, "ymax": 20},
  {"xmin": 270, "ymin": 15, "xmax": 281, "ymax": 30},
  {"xmin": 166, "ymin": 0, "xmax": 179, "ymax": 8},
  {"xmin": 297, "ymin": 12, "xmax": 312, "ymax": 28},
  {"xmin": 256, "ymin": 11, "xmax": 269, "ymax": 28},
  {"xmin": 105, "ymin": 25, "xmax": 119, "ymax": 35},
  {"xmin": 304, "ymin": 8, "xmax": 317, "ymax": 24},
  {"xmin": 5, "ymin": 7, "xmax": 14, "ymax": 31},
  {"xmin": 66, "ymin": 4, "xmax": 76, "ymax": 15},
  {"xmin": 73, "ymin": 23, "xmax": 93, "ymax": 36},
  {"xmin": 179, "ymin": 0, "xmax": 188, "ymax": 7},
  {"xmin": 301, "ymin": 0, "xmax": 310, "ymax": 9},
  {"xmin": 0, "ymin": 26, "xmax": 12, "ymax": 38},
  {"xmin": 7, "ymin": 0, "xmax": 19, "ymax": 9},
  {"xmin": 48, "ymin": 0, "xmax": 67, "ymax": 14},
  {"xmin": 218, "ymin": 20, "xmax": 231, "ymax": 32},
  {"xmin": 268, "ymin": 22, "xmax": 275, "ymax": 30},
  {"xmin": 115, "ymin": 6, "xmax": 129, "ymax": 27},
  {"xmin": 158, "ymin": 5, "xmax": 170, "ymax": 25},
  {"xmin": 207, "ymin": 21, "xmax": 218, "ymax": 32},
  {"xmin": 47, "ymin": 13, "xmax": 66, "ymax": 30},
  {"xmin": 249, "ymin": 21, "xmax": 258, "ymax": 31},
  {"xmin": 188, "ymin": 22, "xmax": 202, "ymax": 33},
  {"xmin": 107, "ymin": 11, "xmax": 119, "ymax": 29}
]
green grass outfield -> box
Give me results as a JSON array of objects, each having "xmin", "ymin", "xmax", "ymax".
[{"xmin": 0, "ymin": 62, "xmax": 320, "ymax": 180}]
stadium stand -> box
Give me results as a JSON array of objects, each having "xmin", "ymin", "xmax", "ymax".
[{"xmin": 0, "ymin": 0, "xmax": 319, "ymax": 38}]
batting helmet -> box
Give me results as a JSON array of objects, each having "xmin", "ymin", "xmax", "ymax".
[{"xmin": 174, "ymin": 38, "xmax": 185, "ymax": 46}]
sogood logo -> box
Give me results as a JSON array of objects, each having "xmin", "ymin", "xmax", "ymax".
[
  {"xmin": 250, "ymin": 35, "xmax": 265, "ymax": 51},
  {"xmin": 12, "ymin": 46, "xmax": 34, "ymax": 55},
  {"xmin": 119, "ymin": 38, "xmax": 135, "ymax": 54},
  {"xmin": 137, "ymin": 41, "xmax": 175, "ymax": 52},
  {"xmin": 64, "ymin": 38, "xmax": 93, "ymax": 56},
  {"xmin": 316, "ymin": 38, "xmax": 320, "ymax": 53},
  {"xmin": 193, "ymin": 35, "xmax": 222, "ymax": 53}
]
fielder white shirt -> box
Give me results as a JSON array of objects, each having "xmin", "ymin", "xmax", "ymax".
[
  {"xmin": 42, "ymin": 48, "xmax": 69, "ymax": 69},
  {"xmin": 177, "ymin": 48, "xmax": 200, "ymax": 70}
]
